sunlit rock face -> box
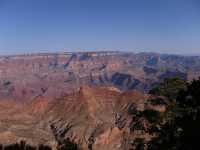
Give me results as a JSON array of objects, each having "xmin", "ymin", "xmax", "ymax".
[
  {"xmin": 0, "ymin": 52, "xmax": 200, "ymax": 149},
  {"xmin": 0, "ymin": 85, "xmax": 148, "ymax": 149}
]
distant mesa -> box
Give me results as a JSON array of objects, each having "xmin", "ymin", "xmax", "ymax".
[
  {"xmin": 0, "ymin": 51, "xmax": 199, "ymax": 149},
  {"xmin": 0, "ymin": 51, "xmax": 199, "ymax": 102}
]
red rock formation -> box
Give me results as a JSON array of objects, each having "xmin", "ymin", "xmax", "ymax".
[{"xmin": 0, "ymin": 52, "xmax": 199, "ymax": 149}]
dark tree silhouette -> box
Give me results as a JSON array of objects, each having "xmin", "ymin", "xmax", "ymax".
[
  {"xmin": 149, "ymin": 77, "xmax": 187, "ymax": 100},
  {"xmin": 38, "ymin": 144, "xmax": 52, "ymax": 150},
  {"xmin": 134, "ymin": 138, "xmax": 145, "ymax": 150},
  {"xmin": 148, "ymin": 78, "xmax": 200, "ymax": 150},
  {"xmin": 57, "ymin": 138, "xmax": 79, "ymax": 150}
]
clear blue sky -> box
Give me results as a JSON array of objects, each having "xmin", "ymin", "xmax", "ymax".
[{"xmin": 0, "ymin": 0, "xmax": 200, "ymax": 55}]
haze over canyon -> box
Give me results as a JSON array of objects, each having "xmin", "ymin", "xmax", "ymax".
[{"xmin": 0, "ymin": 51, "xmax": 199, "ymax": 149}]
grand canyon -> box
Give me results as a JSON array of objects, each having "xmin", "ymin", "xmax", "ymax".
[{"xmin": 0, "ymin": 51, "xmax": 200, "ymax": 150}]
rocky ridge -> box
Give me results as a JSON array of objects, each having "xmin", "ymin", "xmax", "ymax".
[
  {"xmin": 0, "ymin": 52, "xmax": 199, "ymax": 102},
  {"xmin": 0, "ymin": 51, "xmax": 200, "ymax": 149}
]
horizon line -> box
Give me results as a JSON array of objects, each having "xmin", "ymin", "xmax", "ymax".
[{"xmin": 0, "ymin": 50, "xmax": 200, "ymax": 57}]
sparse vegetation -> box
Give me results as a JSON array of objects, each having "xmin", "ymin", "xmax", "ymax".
[
  {"xmin": 0, "ymin": 139, "xmax": 79, "ymax": 150},
  {"xmin": 57, "ymin": 138, "xmax": 79, "ymax": 150},
  {"xmin": 146, "ymin": 97, "xmax": 167, "ymax": 106},
  {"xmin": 149, "ymin": 77, "xmax": 187, "ymax": 100},
  {"xmin": 3, "ymin": 141, "xmax": 37, "ymax": 150},
  {"xmin": 128, "ymin": 77, "xmax": 200, "ymax": 150}
]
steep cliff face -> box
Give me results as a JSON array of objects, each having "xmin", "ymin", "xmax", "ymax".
[
  {"xmin": 0, "ymin": 52, "xmax": 199, "ymax": 102},
  {"xmin": 0, "ymin": 85, "xmax": 148, "ymax": 150},
  {"xmin": 0, "ymin": 52, "xmax": 200, "ymax": 149}
]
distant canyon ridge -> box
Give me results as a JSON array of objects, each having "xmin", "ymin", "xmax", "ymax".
[
  {"xmin": 0, "ymin": 51, "xmax": 200, "ymax": 149},
  {"xmin": 0, "ymin": 51, "xmax": 200, "ymax": 102}
]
